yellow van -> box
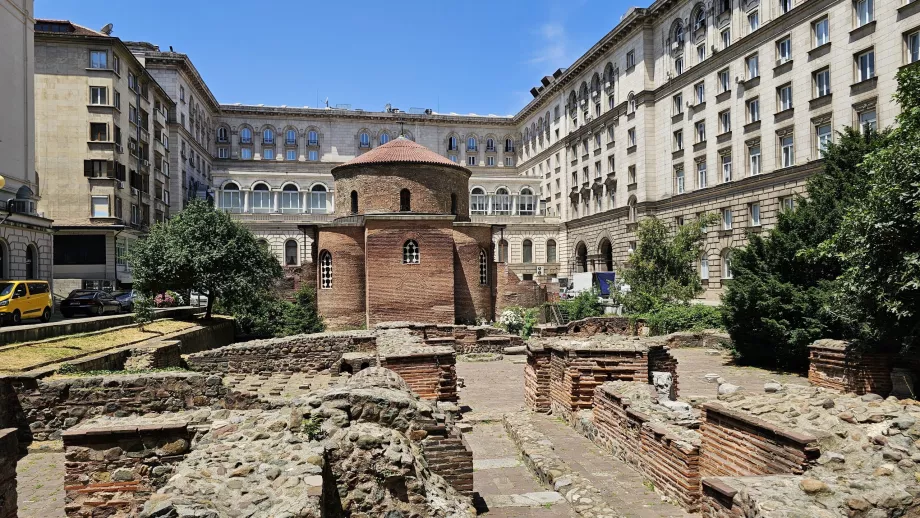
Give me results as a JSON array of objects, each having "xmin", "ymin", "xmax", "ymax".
[{"xmin": 0, "ymin": 280, "xmax": 53, "ymax": 324}]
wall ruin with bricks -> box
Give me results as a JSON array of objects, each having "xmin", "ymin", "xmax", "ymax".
[
  {"xmin": 534, "ymin": 316, "xmax": 633, "ymax": 338},
  {"xmin": 379, "ymin": 322, "xmax": 522, "ymax": 354},
  {"xmin": 380, "ymin": 349, "xmax": 458, "ymax": 403},
  {"xmin": 494, "ymin": 262, "xmax": 546, "ymax": 317},
  {"xmin": 316, "ymin": 226, "xmax": 367, "ymax": 330},
  {"xmin": 547, "ymin": 346, "xmax": 655, "ymax": 418},
  {"xmin": 807, "ymin": 340, "xmax": 895, "ymax": 397},
  {"xmin": 62, "ymin": 423, "xmax": 192, "ymax": 518},
  {"xmin": 524, "ymin": 345, "xmax": 552, "ymax": 412},
  {"xmin": 0, "ymin": 429, "xmax": 16, "ymax": 518},
  {"xmin": 420, "ymin": 429, "xmax": 474, "ymax": 496},
  {"xmin": 452, "ymin": 225, "xmax": 495, "ymax": 324}
]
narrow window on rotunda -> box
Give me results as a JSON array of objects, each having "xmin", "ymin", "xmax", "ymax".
[
  {"xmin": 400, "ymin": 189, "xmax": 411, "ymax": 212},
  {"xmin": 479, "ymin": 249, "xmax": 488, "ymax": 285},
  {"xmin": 350, "ymin": 191, "xmax": 358, "ymax": 213},
  {"xmin": 450, "ymin": 193, "xmax": 457, "ymax": 215},
  {"xmin": 320, "ymin": 251, "xmax": 332, "ymax": 289},
  {"xmin": 403, "ymin": 240, "xmax": 420, "ymax": 264}
]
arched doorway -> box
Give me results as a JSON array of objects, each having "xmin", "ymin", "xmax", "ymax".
[
  {"xmin": 575, "ymin": 242, "xmax": 588, "ymax": 273},
  {"xmin": 599, "ymin": 238, "xmax": 613, "ymax": 272}
]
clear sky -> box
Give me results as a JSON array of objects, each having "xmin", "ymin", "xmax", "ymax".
[{"xmin": 36, "ymin": 0, "xmax": 637, "ymax": 116}]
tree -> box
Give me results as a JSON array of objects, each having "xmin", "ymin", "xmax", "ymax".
[
  {"xmin": 217, "ymin": 286, "xmax": 324, "ymax": 338},
  {"xmin": 722, "ymin": 128, "xmax": 887, "ymax": 370},
  {"xmin": 825, "ymin": 64, "xmax": 920, "ymax": 354},
  {"xmin": 130, "ymin": 200, "xmax": 283, "ymax": 318},
  {"xmin": 617, "ymin": 215, "xmax": 715, "ymax": 313}
]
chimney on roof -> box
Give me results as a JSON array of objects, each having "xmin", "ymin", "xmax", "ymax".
[
  {"xmin": 541, "ymin": 76, "xmax": 553, "ymax": 87},
  {"xmin": 553, "ymin": 68, "xmax": 565, "ymax": 79},
  {"xmin": 100, "ymin": 23, "xmax": 113, "ymax": 35},
  {"xmin": 530, "ymin": 87, "xmax": 540, "ymax": 98}
]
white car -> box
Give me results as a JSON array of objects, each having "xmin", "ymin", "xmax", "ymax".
[{"xmin": 189, "ymin": 291, "xmax": 209, "ymax": 307}]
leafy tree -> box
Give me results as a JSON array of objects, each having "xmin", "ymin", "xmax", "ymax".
[
  {"xmin": 130, "ymin": 200, "xmax": 283, "ymax": 318},
  {"xmin": 825, "ymin": 64, "xmax": 920, "ymax": 354},
  {"xmin": 133, "ymin": 294, "xmax": 154, "ymax": 331},
  {"xmin": 217, "ymin": 286, "xmax": 324, "ymax": 338},
  {"xmin": 618, "ymin": 215, "xmax": 715, "ymax": 314},
  {"xmin": 722, "ymin": 121, "xmax": 888, "ymax": 370}
]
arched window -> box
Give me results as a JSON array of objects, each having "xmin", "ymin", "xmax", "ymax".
[
  {"xmin": 674, "ymin": 22, "xmax": 685, "ymax": 44},
  {"xmin": 486, "ymin": 138, "xmax": 495, "ymax": 152},
  {"xmin": 359, "ymin": 132, "xmax": 370, "ymax": 148},
  {"xmin": 262, "ymin": 128, "xmax": 274, "ymax": 144},
  {"xmin": 220, "ymin": 182, "xmax": 242, "ymax": 212},
  {"xmin": 307, "ymin": 130, "xmax": 319, "ymax": 146},
  {"xmin": 628, "ymin": 93, "xmax": 637, "ymax": 114},
  {"xmin": 217, "ymin": 127, "xmax": 228, "ymax": 142},
  {"xmin": 470, "ymin": 187, "xmax": 486, "ymax": 214},
  {"xmin": 25, "ymin": 245, "xmax": 36, "ymax": 280},
  {"xmin": 495, "ymin": 188, "xmax": 510, "ymax": 215},
  {"xmin": 522, "ymin": 239, "xmax": 533, "ymax": 263},
  {"xmin": 575, "ymin": 242, "xmax": 588, "ymax": 273},
  {"xmin": 281, "ymin": 184, "xmax": 300, "ymax": 213},
  {"xmin": 400, "ymin": 189, "xmax": 411, "ymax": 212},
  {"xmin": 403, "ymin": 240, "xmax": 420, "ymax": 264},
  {"xmin": 498, "ymin": 239, "xmax": 508, "ymax": 263},
  {"xmin": 504, "ymin": 138, "xmax": 515, "ymax": 153},
  {"xmin": 448, "ymin": 136, "xmax": 458, "ymax": 151},
  {"xmin": 546, "ymin": 239, "xmax": 557, "ymax": 263},
  {"xmin": 519, "ymin": 188, "xmax": 535, "ymax": 215},
  {"xmin": 285, "ymin": 129, "xmax": 297, "ymax": 145},
  {"xmin": 257, "ymin": 239, "xmax": 269, "ymax": 250},
  {"xmin": 700, "ymin": 253, "xmax": 710, "ymax": 280},
  {"xmin": 350, "ymin": 190, "xmax": 358, "ymax": 213},
  {"xmin": 240, "ymin": 127, "xmax": 252, "ymax": 144},
  {"xmin": 251, "ymin": 183, "xmax": 272, "ymax": 213},
  {"xmin": 479, "ymin": 249, "xmax": 488, "ymax": 285},
  {"xmin": 628, "ymin": 196, "xmax": 637, "ymax": 222},
  {"xmin": 380, "ymin": 133, "xmax": 390, "ymax": 145},
  {"xmin": 285, "ymin": 240, "xmax": 298, "ymax": 266},
  {"xmin": 468, "ymin": 136, "xmax": 477, "ymax": 151},
  {"xmin": 450, "ymin": 193, "xmax": 457, "ymax": 215},
  {"xmin": 599, "ymin": 239, "xmax": 613, "ymax": 272},
  {"xmin": 722, "ymin": 250, "xmax": 733, "ymax": 279},
  {"xmin": 309, "ymin": 184, "xmax": 327, "ymax": 213},
  {"xmin": 693, "ymin": 8, "xmax": 706, "ymax": 31},
  {"xmin": 320, "ymin": 251, "xmax": 332, "ymax": 289}
]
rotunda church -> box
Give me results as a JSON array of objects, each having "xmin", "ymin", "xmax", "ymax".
[{"xmin": 314, "ymin": 137, "xmax": 498, "ymax": 329}]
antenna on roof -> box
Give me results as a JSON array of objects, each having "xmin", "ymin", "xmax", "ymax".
[
  {"xmin": 100, "ymin": 23, "xmax": 113, "ymax": 35},
  {"xmin": 169, "ymin": 45, "xmax": 174, "ymax": 52}
]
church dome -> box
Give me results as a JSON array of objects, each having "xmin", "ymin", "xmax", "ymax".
[{"xmin": 332, "ymin": 136, "xmax": 470, "ymax": 174}]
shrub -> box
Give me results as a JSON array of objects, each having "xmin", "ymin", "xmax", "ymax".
[
  {"xmin": 498, "ymin": 308, "xmax": 524, "ymax": 335},
  {"xmin": 216, "ymin": 286, "xmax": 324, "ymax": 338},
  {"xmin": 638, "ymin": 303, "xmax": 723, "ymax": 336},
  {"xmin": 557, "ymin": 289, "xmax": 604, "ymax": 321}
]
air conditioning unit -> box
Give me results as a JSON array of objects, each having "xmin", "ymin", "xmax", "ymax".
[
  {"xmin": 128, "ymin": 142, "xmax": 137, "ymax": 150},
  {"xmin": 142, "ymin": 160, "xmax": 150, "ymax": 167},
  {"xmin": 686, "ymin": 101, "xmax": 693, "ymax": 109},
  {"xmin": 536, "ymin": 266, "xmax": 545, "ymax": 275},
  {"xmin": 115, "ymin": 144, "xmax": 124, "ymax": 153},
  {"xmin": 131, "ymin": 187, "xmax": 139, "ymax": 196},
  {"xmin": 116, "ymin": 180, "xmax": 124, "ymax": 190}
]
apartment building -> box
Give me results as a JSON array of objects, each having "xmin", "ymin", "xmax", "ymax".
[
  {"xmin": 0, "ymin": 0, "xmax": 52, "ymax": 283},
  {"xmin": 34, "ymin": 21, "xmax": 174, "ymax": 295}
]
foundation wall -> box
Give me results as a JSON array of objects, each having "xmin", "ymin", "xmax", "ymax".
[
  {"xmin": 524, "ymin": 347, "xmax": 552, "ymax": 412},
  {"xmin": 548, "ymin": 348, "xmax": 651, "ymax": 418},
  {"xmin": 452, "ymin": 226, "xmax": 494, "ymax": 324},
  {"xmin": 0, "ymin": 429, "xmax": 16, "ymax": 518},
  {"xmin": 700, "ymin": 403, "xmax": 819, "ymax": 478},
  {"xmin": 62, "ymin": 423, "xmax": 191, "ymax": 518},
  {"xmin": 535, "ymin": 316, "xmax": 633, "ymax": 338},
  {"xmin": 316, "ymin": 226, "xmax": 367, "ymax": 330},
  {"xmin": 700, "ymin": 479, "xmax": 744, "ymax": 518},
  {"xmin": 807, "ymin": 342, "xmax": 893, "ymax": 396},
  {"xmin": 381, "ymin": 352, "xmax": 458, "ymax": 402},
  {"xmin": 494, "ymin": 262, "xmax": 546, "ymax": 318},
  {"xmin": 420, "ymin": 429, "xmax": 474, "ymax": 496}
]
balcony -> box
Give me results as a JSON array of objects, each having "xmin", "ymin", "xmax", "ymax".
[
  {"xmin": 154, "ymin": 139, "xmax": 167, "ymax": 156},
  {"xmin": 139, "ymin": 128, "xmax": 149, "ymax": 144},
  {"xmin": 154, "ymin": 110, "xmax": 166, "ymax": 127}
]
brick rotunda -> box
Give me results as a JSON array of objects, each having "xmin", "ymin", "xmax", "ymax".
[{"xmin": 314, "ymin": 137, "xmax": 498, "ymax": 329}]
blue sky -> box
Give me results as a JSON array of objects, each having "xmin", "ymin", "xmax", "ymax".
[{"xmin": 36, "ymin": 0, "xmax": 636, "ymax": 116}]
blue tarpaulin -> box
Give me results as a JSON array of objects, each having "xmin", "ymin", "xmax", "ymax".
[{"xmin": 595, "ymin": 272, "xmax": 616, "ymax": 296}]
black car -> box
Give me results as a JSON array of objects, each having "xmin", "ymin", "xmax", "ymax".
[
  {"xmin": 60, "ymin": 290, "xmax": 122, "ymax": 317},
  {"xmin": 113, "ymin": 290, "xmax": 138, "ymax": 312}
]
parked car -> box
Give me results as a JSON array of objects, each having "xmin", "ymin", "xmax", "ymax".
[
  {"xmin": 60, "ymin": 290, "xmax": 122, "ymax": 317},
  {"xmin": 0, "ymin": 280, "xmax": 53, "ymax": 324},
  {"xmin": 190, "ymin": 290, "xmax": 209, "ymax": 307},
  {"xmin": 113, "ymin": 290, "xmax": 138, "ymax": 312}
]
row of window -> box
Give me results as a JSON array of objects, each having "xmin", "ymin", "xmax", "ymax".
[
  {"xmin": 469, "ymin": 187, "xmax": 536, "ymax": 215},
  {"xmin": 494, "ymin": 239, "xmax": 558, "ymax": 264},
  {"xmin": 220, "ymin": 182, "xmax": 329, "ymax": 213},
  {"xmin": 318, "ymin": 246, "xmax": 493, "ymax": 289}
]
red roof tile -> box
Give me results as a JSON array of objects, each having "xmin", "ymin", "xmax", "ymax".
[{"xmin": 332, "ymin": 137, "xmax": 470, "ymax": 174}]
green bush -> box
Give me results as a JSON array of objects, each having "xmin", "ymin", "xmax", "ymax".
[
  {"xmin": 557, "ymin": 290, "xmax": 604, "ymax": 321},
  {"xmin": 216, "ymin": 286, "xmax": 324, "ymax": 338},
  {"xmin": 638, "ymin": 303, "xmax": 723, "ymax": 336}
]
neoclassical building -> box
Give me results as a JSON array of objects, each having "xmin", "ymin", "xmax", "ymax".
[{"xmin": 34, "ymin": 0, "xmax": 920, "ymax": 299}]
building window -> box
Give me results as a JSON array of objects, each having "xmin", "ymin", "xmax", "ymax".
[
  {"xmin": 263, "ymin": 129, "xmax": 274, "ymax": 144},
  {"xmin": 817, "ymin": 124, "xmax": 832, "ymax": 156},
  {"xmin": 627, "ymin": 128, "xmax": 636, "ymax": 147},
  {"xmin": 628, "ymin": 197, "xmax": 637, "ymax": 222},
  {"xmin": 308, "ymin": 130, "xmax": 319, "ymax": 146},
  {"xmin": 350, "ymin": 191, "xmax": 358, "ymax": 213},
  {"xmin": 251, "ymin": 183, "xmax": 271, "ymax": 213},
  {"xmin": 399, "ymin": 188, "xmax": 411, "ymax": 212},
  {"xmin": 778, "ymin": 84, "xmax": 793, "ymax": 111},
  {"xmin": 448, "ymin": 136, "xmax": 458, "ymax": 151},
  {"xmin": 748, "ymin": 10, "xmax": 760, "ymax": 32},
  {"xmin": 286, "ymin": 150, "xmax": 297, "ymax": 161},
  {"xmin": 285, "ymin": 129, "xmax": 297, "ymax": 145},
  {"xmin": 856, "ymin": 0, "xmax": 873, "ymax": 27},
  {"xmin": 498, "ymin": 239, "xmax": 509, "ymax": 262},
  {"xmin": 218, "ymin": 147, "xmax": 229, "ymax": 159},
  {"xmin": 746, "ymin": 54, "xmax": 759, "ymax": 79},
  {"xmin": 467, "ymin": 136, "xmax": 477, "ymax": 151},
  {"xmin": 263, "ymin": 149, "xmax": 275, "ymax": 160},
  {"xmin": 747, "ymin": 98, "xmax": 760, "ymax": 123},
  {"xmin": 487, "ymin": 156, "xmax": 495, "ymax": 166},
  {"xmin": 700, "ymin": 254, "xmax": 710, "ymax": 280},
  {"xmin": 676, "ymin": 168, "xmax": 685, "ymax": 194},
  {"xmin": 856, "ymin": 49, "xmax": 875, "ymax": 82},
  {"xmin": 718, "ymin": 69, "xmax": 730, "ymax": 93},
  {"xmin": 522, "ymin": 239, "xmax": 533, "ymax": 263},
  {"xmin": 308, "ymin": 150, "xmax": 318, "ymax": 161},
  {"xmin": 217, "ymin": 127, "xmax": 228, "ymax": 142},
  {"xmin": 628, "ymin": 165, "xmax": 637, "ymax": 184},
  {"xmin": 320, "ymin": 251, "xmax": 332, "ymax": 289},
  {"xmin": 628, "ymin": 94, "xmax": 638, "ymax": 113},
  {"xmin": 221, "ymin": 183, "xmax": 242, "ymax": 212},
  {"xmin": 90, "ymin": 86, "xmax": 107, "ymax": 105},
  {"xmin": 721, "ymin": 154, "xmax": 732, "ymax": 182},
  {"xmin": 721, "ymin": 28, "xmax": 731, "ymax": 49},
  {"xmin": 504, "ymin": 138, "xmax": 515, "ymax": 152},
  {"xmin": 309, "ymin": 185, "xmax": 327, "ymax": 212},
  {"xmin": 777, "ymin": 37, "xmax": 792, "ymax": 64},
  {"xmin": 359, "ymin": 132, "xmax": 370, "ymax": 148},
  {"xmin": 720, "ymin": 110, "xmax": 731, "ymax": 134},
  {"xmin": 546, "ymin": 239, "xmax": 557, "ymax": 263},
  {"xmin": 750, "ymin": 202, "xmax": 761, "ymax": 226},
  {"xmin": 697, "ymin": 161, "xmax": 708, "ymax": 188},
  {"xmin": 240, "ymin": 128, "xmax": 252, "ymax": 144},
  {"xmin": 814, "ymin": 17, "xmax": 829, "ymax": 47},
  {"xmin": 90, "ymin": 50, "xmax": 107, "ymax": 69},
  {"xmin": 114, "ymin": 91, "xmax": 120, "ymax": 110},
  {"xmin": 470, "ymin": 188, "xmax": 486, "ymax": 214},
  {"xmin": 91, "ymin": 195, "xmax": 109, "ymax": 217},
  {"xmin": 519, "ymin": 188, "xmax": 535, "ymax": 215},
  {"xmin": 695, "ymin": 82, "xmax": 705, "ymax": 104},
  {"xmin": 722, "ymin": 250, "xmax": 733, "ymax": 279},
  {"xmin": 380, "ymin": 133, "xmax": 390, "ymax": 145},
  {"xmin": 179, "ymin": 86, "xmax": 185, "ymax": 101},
  {"xmin": 400, "ymin": 240, "xmax": 420, "ymax": 265},
  {"xmin": 486, "ymin": 138, "xmax": 496, "ymax": 152},
  {"xmin": 814, "ymin": 68, "xmax": 831, "ymax": 97},
  {"xmin": 468, "ymin": 156, "xmax": 477, "ymax": 166},
  {"xmin": 696, "ymin": 121, "xmax": 706, "ymax": 143},
  {"xmin": 241, "ymin": 148, "xmax": 252, "ymax": 160},
  {"xmin": 909, "ymin": 30, "xmax": 920, "ymax": 64},
  {"xmin": 858, "ymin": 108, "xmax": 877, "ymax": 133},
  {"xmin": 494, "ymin": 188, "xmax": 511, "ymax": 214},
  {"xmin": 479, "ymin": 249, "xmax": 489, "ymax": 285},
  {"xmin": 626, "ymin": 50, "xmax": 635, "ymax": 68},
  {"xmin": 781, "ymin": 196, "xmax": 796, "ymax": 211},
  {"xmin": 675, "ymin": 56, "xmax": 685, "ymax": 75},
  {"xmin": 673, "ymin": 93, "xmax": 683, "ymax": 115},
  {"xmin": 674, "ymin": 130, "xmax": 684, "ymax": 150},
  {"xmin": 749, "ymin": 144, "xmax": 762, "ymax": 175},
  {"xmin": 90, "ymin": 122, "xmax": 108, "ymax": 141},
  {"xmin": 281, "ymin": 184, "xmax": 300, "ymax": 213},
  {"xmin": 285, "ymin": 240, "xmax": 298, "ymax": 266},
  {"xmin": 26, "ymin": 245, "xmax": 37, "ymax": 280},
  {"xmin": 779, "ymin": 0, "xmax": 792, "ymax": 14},
  {"xmin": 781, "ymin": 134, "xmax": 795, "ymax": 167}
]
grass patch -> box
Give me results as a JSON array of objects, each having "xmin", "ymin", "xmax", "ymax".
[
  {"xmin": 52, "ymin": 366, "xmax": 190, "ymax": 379},
  {"xmin": 0, "ymin": 319, "xmax": 197, "ymax": 373}
]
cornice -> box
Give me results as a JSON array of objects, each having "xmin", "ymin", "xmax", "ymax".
[
  {"xmin": 218, "ymin": 105, "xmax": 516, "ymax": 127},
  {"xmin": 143, "ymin": 52, "xmax": 221, "ymax": 113}
]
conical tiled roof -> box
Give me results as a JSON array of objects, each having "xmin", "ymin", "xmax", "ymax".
[{"xmin": 332, "ymin": 137, "xmax": 470, "ymax": 175}]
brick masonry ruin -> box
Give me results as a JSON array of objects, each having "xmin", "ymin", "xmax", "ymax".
[
  {"xmin": 808, "ymin": 339, "xmax": 919, "ymax": 398},
  {"xmin": 0, "ymin": 428, "xmax": 16, "ymax": 518}
]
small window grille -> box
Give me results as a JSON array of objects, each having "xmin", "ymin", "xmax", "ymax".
[
  {"xmin": 403, "ymin": 240, "xmax": 420, "ymax": 264},
  {"xmin": 320, "ymin": 252, "xmax": 332, "ymax": 289}
]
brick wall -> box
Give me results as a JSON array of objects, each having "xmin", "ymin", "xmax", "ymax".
[
  {"xmin": 186, "ymin": 331, "xmax": 376, "ymax": 374},
  {"xmin": 11, "ymin": 372, "xmax": 262, "ymax": 442},
  {"xmin": 332, "ymin": 163, "xmax": 470, "ymax": 219},
  {"xmin": 648, "ymin": 345, "xmax": 680, "ymax": 399},
  {"xmin": 452, "ymin": 225, "xmax": 494, "ymax": 324},
  {"xmin": 365, "ymin": 219, "xmax": 456, "ymax": 326},
  {"xmin": 700, "ymin": 479, "xmax": 743, "ymax": 518},
  {"xmin": 62, "ymin": 423, "xmax": 191, "ymax": 518},
  {"xmin": 524, "ymin": 345, "xmax": 552, "ymax": 412},
  {"xmin": 494, "ymin": 262, "xmax": 546, "ymax": 318},
  {"xmin": 316, "ymin": 226, "xmax": 367, "ymax": 330},
  {"xmin": 700, "ymin": 403, "xmax": 820, "ymax": 477},
  {"xmin": 0, "ymin": 428, "xmax": 16, "ymax": 518},
  {"xmin": 378, "ymin": 322, "xmax": 522, "ymax": 354},
  {"xmin": 592, "ymin": 386, "xmax": 701, "ymax": 511},
  {"xmin": 420, "ymin": 429, "xmax": 474, "ymax": 496},
  {"xmin": 381, "ymin": 349, "xmax": 458, "ymax": 403},
  {"xmin": 535, "ymin": 316, "xmax": 633, "ymax": 338},
  {"xmin": 807, "ymin": 340, "xmax": 894, "ymax": 396},
  {"xmin": 548, "ymin": 347, "xmax": 651, "ymax": 418}
]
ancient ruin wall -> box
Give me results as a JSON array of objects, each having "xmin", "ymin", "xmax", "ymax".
[
  {"xmin": 62, "ymin": 423, "xmax": 191, "ymax": 518},
  {"xmin": 494, "ymin": 262, "xmax": 546, "ymax": 318},
  {"xmin": 380, "ymin": 349, "xmax": 458, "ymax": 403},
  {"xmin": 186, "ymin": 331, "xmax": 376, "ymax": 374},
  {"xmin": 316, "ymin": 226, "xmax": 367, "ymax": 330},
  {"xmin": 807, "ymin": 340, "xmax": 894, "ymax": 396},
  {"xmin": 700, "ymin": 403, "xmax": 820, "ymax": 478},
  {"xmin": 524, "ymin": 345, "xmax": 552, "ymax": 412},
  {"xmin": 548, "ymin": 347, "xmax": 651, "ymax": 418},
  {"xmin": 452, "ymin": 225, "xmax": 494, "ymax": 324},
  {"xmin": 534, "ymin": 316, "xmax": 633, "ymax": 338},
  {"xmin": 0, "ymin": 429, "xmax": 16, "ymax": 518}
]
